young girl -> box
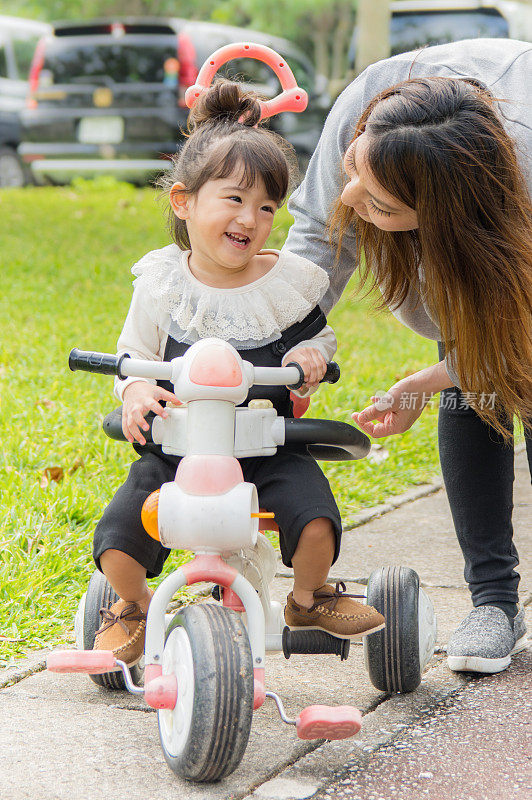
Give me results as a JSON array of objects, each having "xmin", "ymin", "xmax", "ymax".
[{"xmin": 92, "ymin": 80, "xmax": 384, "ymax": 666}]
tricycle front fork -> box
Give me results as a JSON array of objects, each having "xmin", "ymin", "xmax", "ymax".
[{"xmin": 145, "ymin": 553, "xmax": 266, "ymax": 709}]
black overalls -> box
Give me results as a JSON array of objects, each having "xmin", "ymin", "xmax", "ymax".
[{"xmin": 93, "ymin": 306, "xmax": 342, "ymax": 577}]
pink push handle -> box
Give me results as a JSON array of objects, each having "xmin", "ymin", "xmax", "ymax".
[
  {"xmin": 185, "ymin": 42, "xmax": 308, "ymax": 121},
  {"xmin": 47, "ymin": 649, "xmax": 117, "ymax": 674},
  {"xmin": 296, "ymin": 705, "xmax": 362, "ymax": 740}
]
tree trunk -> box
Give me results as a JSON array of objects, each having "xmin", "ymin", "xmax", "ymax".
[
  {"xmin": 312, "ymin": 23, "xmax": 330, "ymax": 81},
  {"xmin": 331, "ymin": 2, "xmax": 353, "ymax": 82},
  {"xmin": 355, "ymin": 0, "xmax": 391, "ymax": 75}
]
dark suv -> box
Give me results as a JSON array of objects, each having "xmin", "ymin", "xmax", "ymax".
[
  {"xmin": 0, "ymin": 16, "xmax": 51, "ymax": 186},
  {"xmin": 19, "ymin": 19, "xmax": 188, "ymax": 184},
  {"xmin": 19, "ymin": 18, "xmax": 330, "ymax": 184}
]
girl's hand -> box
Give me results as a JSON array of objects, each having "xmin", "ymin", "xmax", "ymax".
[
  {"xmin": 284, "ymin": 347, "xmax": 327, "ymax": 390},
  {"xmin": 351, "ymin": 361, "xmax": 454, "ymax": 438},
  {"xmin": 122, "ymin": 381, "xmax": 181, "ymax": 445}
]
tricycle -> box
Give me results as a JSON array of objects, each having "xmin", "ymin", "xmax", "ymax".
[{"xmin": 48, "ymin": 337, "xmax": 437, "ymax": 782}]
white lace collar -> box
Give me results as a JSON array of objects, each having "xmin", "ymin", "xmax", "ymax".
[{"xmin": 132, "ymin": 244, "xmax": 329, "ymax": 344}]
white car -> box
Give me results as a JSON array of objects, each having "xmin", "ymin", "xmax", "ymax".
[
  {"xmin": 349, "ymin": 1, "xmax": 532, "ymax": 68},
  {"xmin": 0, "ymin": 16, "xmax": 51, "ymax": 186}
]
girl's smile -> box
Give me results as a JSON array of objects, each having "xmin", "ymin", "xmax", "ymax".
[{"xmin": 225, "ymin": 231, "xmax": 251, "ymax": 249}]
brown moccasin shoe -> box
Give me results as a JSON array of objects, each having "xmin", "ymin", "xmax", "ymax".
[
  {"xmin": 93, "ymin": 599, "xmax": 146, "ymax": 667},
  {"xmin": 284, "ymin": 581, "xmax": 385, "ymax": 640}
]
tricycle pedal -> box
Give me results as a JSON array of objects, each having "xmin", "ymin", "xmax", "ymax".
[
  {"xmin": 47, "ymin": 649, "xmax": 117, "ymax": 674},
  {"xmin": 296, "ymin": 704, "xmax": 362, "ymax": 740}
]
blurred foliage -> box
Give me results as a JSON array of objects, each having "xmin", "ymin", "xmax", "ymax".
[
  {"xmin": 0, "ymin": 0, "xmax": 217, "ymax": 22},
  {"xmin": 212, "ymin": 0, "xmax": 357, "ymax": 90}
]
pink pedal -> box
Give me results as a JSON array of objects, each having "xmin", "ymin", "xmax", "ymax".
[
  {"xmin": 47, "ymin": 650, "xmax": 117, "ymax": 674},
  {"xmin": 296, "ymin": 705, "xmax": 362, "ymax": 740}
]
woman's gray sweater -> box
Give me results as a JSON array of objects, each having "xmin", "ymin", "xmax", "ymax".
[{"xmin": 283, "ymin": 38, "xmax": 532, "ymax": 385}]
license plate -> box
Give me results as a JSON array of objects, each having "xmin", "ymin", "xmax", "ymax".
[{"xmin": 78, "ymin": 116, "xmax": 124, "ymax": 144}]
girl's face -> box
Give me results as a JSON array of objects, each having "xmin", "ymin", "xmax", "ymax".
[
  {"xmin": 341, "ymin": 133, "xmax": 419, "ymax": 231},
  {"xmin": 170, "ymin": 167, "xmax": 277, "ymax": 281}
]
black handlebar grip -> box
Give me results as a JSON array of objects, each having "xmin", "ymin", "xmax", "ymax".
[
  {"xmin": 102, "ymin": 407, "xmax": 154, "ymax": 444},
  {"xmin": 322, "ymin": 361, "xmax": 341, "ymax": 384},
  {"xmin": 286, "ymin": 360, "xmax": 341, "ymax": 391},
  {"xmin": 102, "ymin": 407, "xmax": 128, "ymax": 441},
  {"xmin": 69, "ymin": 348, "xmax": 130, "ymax": 380}
]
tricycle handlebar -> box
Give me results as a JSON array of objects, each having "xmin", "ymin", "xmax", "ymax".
[
  {"xmin": 69, "ymin": 349, "xmax": 341, "ymax": 389},
  {"xmin": 69, "ymin": 349, "xmax": 175, "ymax": 381},
  {"xmin": 101, "ymin": 407, "xmax": 371, "ymax": 461}
]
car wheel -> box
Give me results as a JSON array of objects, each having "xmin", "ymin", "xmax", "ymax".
[{"xmin": 0, "ymin": 147, "xmax": 28, "ymax": 187}]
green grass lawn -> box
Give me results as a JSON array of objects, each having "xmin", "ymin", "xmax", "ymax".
[{"xmin": 0, "ymin": 179, "xmax": 441, "ymax": 666}]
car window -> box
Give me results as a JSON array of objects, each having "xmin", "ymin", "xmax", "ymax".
[
  {"xmin": 0, "ymin": 44, "xmax": 7, "ymax": 78},
  {"xmin": 391, "ymin": 10, "xmax": 509, "ymax": 54},
  {"xmin": 12, "ymin": 36, "xmax": 42, "ymax": 80},
  {"xmin": 221, "ymin": 57, "xmax": 272, "ymax": 87},
  {"xmin": 186, "ymin": 32, "xmax": 228, "ymax": 67},
  {"xmin": 42, "ymin": 39, "xmax": 179, "ymax": 84}
]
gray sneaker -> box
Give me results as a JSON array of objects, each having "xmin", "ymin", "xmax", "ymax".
[{"xmin": 447, "ymin": 605, "xmax": 528, "ymax": 674}]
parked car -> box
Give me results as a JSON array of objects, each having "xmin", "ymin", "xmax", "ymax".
[
  {"xmin": 172, "ymin": 19, "xmax": 331, "ymax": 169},
  {"xmin": 19, "ymin": 19, "xmax": 188, "ymax": 185},
  {"xmin": 349, "ymin": 0, "xmax": 532, "ymax": 69},
  {"xmin": 19, "ymin": 17, "xmax": 330, "ymax": 185},
  {"xmin": 0, "ymin": 16, "xmax": 51, "ymax": 186}
]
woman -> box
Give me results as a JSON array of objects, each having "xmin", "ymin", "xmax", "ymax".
[{"xmin": 284, "ymin": 37, "xmax": 532, "ymax": 674}]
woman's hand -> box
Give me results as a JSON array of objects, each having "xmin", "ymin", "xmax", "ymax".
[
  {"xmin": 284, "ymin": 347, "xmax": 327, "ymax": 391},
  {"xmin": 352, "ymin": 383, "xmax": 429, "ymax": 437},
  {"xmin": 122, "ymin": 381, "xmax": 181, "ymax": 445},
  {"xmin": 351, "ymin": 360, "xmax": 455, "ymax": 438}
]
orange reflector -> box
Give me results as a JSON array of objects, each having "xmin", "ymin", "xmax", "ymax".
[
  {"xmin": 141, "ymin": 490, "xmax": 160, "ymax": 540},
  {"xmin": 251, "ymin": 512, "xmax": 275, "ymax": 519}
]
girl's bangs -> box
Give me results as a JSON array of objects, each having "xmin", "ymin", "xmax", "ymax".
[{"xmin": 205, "ymin": 137, "xmax": 288, "ymax": 204}]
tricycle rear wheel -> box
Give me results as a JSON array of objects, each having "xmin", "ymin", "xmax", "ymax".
[
  {"xmin": 363, "ymin": 565, "xmax": 423, "ymax": 693},
  {"xmin": 78, "ymin": 569, "xmax": 144, "ymax": 689}
]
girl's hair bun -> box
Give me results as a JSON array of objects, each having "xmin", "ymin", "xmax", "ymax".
[{"xmin": 188, "ymin": 79, "xmax": 262, "ymax": 131}]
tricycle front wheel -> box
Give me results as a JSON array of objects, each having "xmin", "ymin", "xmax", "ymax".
[{"xmin": 158, "ymin": 603, "xmax": 254, "ymax": 782}]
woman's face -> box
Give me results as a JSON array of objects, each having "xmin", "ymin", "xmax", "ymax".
[{"xmin": 341, "ymin": 132, "xmax": 419, "ymax": 231}]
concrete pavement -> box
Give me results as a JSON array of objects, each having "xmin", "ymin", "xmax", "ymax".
[
  {"xmin": 313, "ymin": 649, "xmax": 532, "ymax": 800},
  {"xmin": 1, "ymin": 449, "xmax": 530, "ymax": 800}
]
